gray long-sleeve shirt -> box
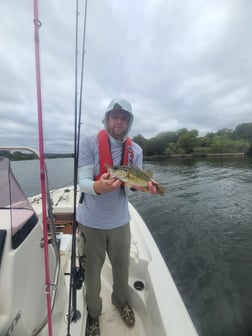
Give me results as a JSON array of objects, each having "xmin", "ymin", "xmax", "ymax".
[{"xmin": 77, "ymin": 133, "xmax": 143, "ymax": 229}]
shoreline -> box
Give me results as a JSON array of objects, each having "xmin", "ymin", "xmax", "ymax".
[{"xmin": 144, "ymin": 152, "xmax": 247, "ymax": 161}]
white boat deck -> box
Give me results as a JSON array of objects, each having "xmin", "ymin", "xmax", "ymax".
[
  {"xmin": 30, "ymin": 187, "xmax": 198, "ymax": 336},
  {"xmin": 100, "ymin": 275, "xmax": 146, "ymax": 336}
]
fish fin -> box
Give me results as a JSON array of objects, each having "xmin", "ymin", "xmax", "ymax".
[
  {"xmin": 125, "ymin": 181, "xmax": 134, "ymax": 188},
  {"xmin": 105, "ymin": 163, "xmax": 111, "ymax": 170},
  {"xmin": 131, "ymin": 185, "xmax": 149, "ymax": 193},
  {"xmin": 144, "ymin": 170, "xmax": 153, "ymax": 178},
  {"xmin": 141, "ymin": 186, "xmax": 150, "ymax": 193}
]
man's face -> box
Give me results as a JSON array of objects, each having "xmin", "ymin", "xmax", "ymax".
[{"xmin": 107, "ymin": 110, "xmax": 130, "ymax": 140}]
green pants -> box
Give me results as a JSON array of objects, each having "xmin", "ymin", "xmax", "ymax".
[{"xmin": 78, "ymin": 223, "xmax": 131, "ymax": 318}]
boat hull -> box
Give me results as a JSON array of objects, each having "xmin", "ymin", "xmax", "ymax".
[{"xmin": 0, "ymin": 181, "xmax": 198, "ymax": 335}]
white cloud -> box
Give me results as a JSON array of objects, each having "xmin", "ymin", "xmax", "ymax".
[{"xmin": 0, "ymin": 0, "xmax": 251, "ymax": 152}]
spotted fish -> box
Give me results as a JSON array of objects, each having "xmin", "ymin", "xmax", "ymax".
[{"xmin": 106, "ymin": 165, "xmax": 166, "ymax": 196}]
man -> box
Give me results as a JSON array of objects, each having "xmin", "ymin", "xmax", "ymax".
[{"xmin": 77, "ymin": 98, "xmax": 156, "ymax": 336}]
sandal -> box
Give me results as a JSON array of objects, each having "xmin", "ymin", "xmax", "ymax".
[
  {"xmin": 119, "ymin": 302, "xmax": 135, "ymax": 328},
  {"xmin": 85, "ymin": 315, "xmax": 100, "ymax": 336}
]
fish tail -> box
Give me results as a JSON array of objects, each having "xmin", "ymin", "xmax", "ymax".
[{"xmin": 156, "ymin": 185, "xmax": 166, "ymax": 196}]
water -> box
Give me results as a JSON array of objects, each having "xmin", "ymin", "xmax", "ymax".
[
  {"xmin": 11, "ymin": 158, "xmax": 74, "ymax": 196},
  {"xmin": 10, "ymin": 157, "xmax": 252, "ymax": 336}
]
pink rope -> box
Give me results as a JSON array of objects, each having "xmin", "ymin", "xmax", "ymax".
[{"xmin": 33, "ymin": 1, "xmax": 53, "ymax": 335}]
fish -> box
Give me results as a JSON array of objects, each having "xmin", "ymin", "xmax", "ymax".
[{"xmin": 106, "ymin": 164, "xmax": 166, "ymax": 196}]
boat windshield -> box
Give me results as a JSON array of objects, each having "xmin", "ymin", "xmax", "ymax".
[{"xmin": 0, "ymin": 157, "xmax": 38, "ymax": 249}]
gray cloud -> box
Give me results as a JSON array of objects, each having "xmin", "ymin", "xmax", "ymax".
[{"xmin": 0, "ymin": 0, "xmax": 251, "ymax": 152}]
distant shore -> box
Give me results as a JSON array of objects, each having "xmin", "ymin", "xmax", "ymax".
[
  {"xmin": 144, "ymin": 152, "xmax": 247, "ymax": 161},
  {"xmin": 1, "ymin": 151, "xmax": 249, "ymax": 161},
  {"xmin": 171, "ymin": 152, "xmax": 245, "ymax": 158}
]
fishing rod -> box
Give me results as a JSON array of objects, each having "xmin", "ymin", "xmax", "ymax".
[
  {"xmin": 33, "ymin": 1, "xmax": 53, "ymax": 335},
  {"xmin": 66, "ymin": 0, "xmax": 88, "ymax": 333}
]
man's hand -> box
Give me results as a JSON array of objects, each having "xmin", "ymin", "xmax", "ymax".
[
  {"xmin": 94, "ymin": 173, "xmax": 121, "ymax": 194},
  {"xmin": 147, "ymin": 180, "xmax": 158, "ymax": 194}
]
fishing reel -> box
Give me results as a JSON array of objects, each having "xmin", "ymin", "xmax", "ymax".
[
  {"xmin": 76, "ymin": 266, "xmax": 85, "ymax": 290},
  {"xmin": 76, "ymin": 255, "xmax": 86, "ymax": 289}
]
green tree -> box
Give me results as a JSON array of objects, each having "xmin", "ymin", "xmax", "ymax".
[
  {"xmin": 198, "ymin": 132, "xmax": 215, "ymax": 147},
  {"xmin": 133, "ymin": 121, "xmax": 252, "ymax": 157},
  {"xmin": 234, "ymin": 122, "xmax": 252, "ymax": 154},
  {"xmin": 145, "ymin": 137, "xmax": 159, "ymax": 156},
  {"xmin": 176, "ymin": 128, "xmax": 188, "ymax": 137},
  {"xmin": 177, "ymin": 129, "xmax": 199, "ymax": 154},
  {"xmin": 165, "ymin": 142, "xmax": 180, "ymax": 156},
  {"xmin": 133, "ymin": 134, "xmax": 147, "ymax": 152},
  {"xmin": 234, "ymin": 122, "xmax": 252, "ymax": 141},
  {"xmin": 143, "ymin": 131, "xmax": 177, "ymax": 156},
  {"xmin": 209, "ymin": 135, "xmax": 249, "ymax": 153},
  {"xmin": 216, "ymin": 128, "xmax": 234, "ymax": 138}
]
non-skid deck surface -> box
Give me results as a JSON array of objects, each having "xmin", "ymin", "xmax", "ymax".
[{"xmin": 100, "ymin": 273, "xmax": 146, "ymax": 336}]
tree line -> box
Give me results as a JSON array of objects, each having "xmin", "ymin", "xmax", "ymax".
[
  {"xmin": 132, "ymin": 122, "xmax": 252, "ymax": 157},
  {"xmin": 0, "ymin": 151, "xmax": 74, "ymax": 161},
  {"xmin": 1, "ymin": 122, "xmax": 251, "ymax": 161}
]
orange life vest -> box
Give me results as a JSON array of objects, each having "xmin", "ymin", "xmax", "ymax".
[{"xmin": 94, "ymin": 129, "xmax": 134, "ymax": 180}]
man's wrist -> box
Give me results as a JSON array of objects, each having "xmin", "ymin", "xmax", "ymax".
[{"xmin": 93, "ymin": 180, "xmax": 102, "ymax": 195}]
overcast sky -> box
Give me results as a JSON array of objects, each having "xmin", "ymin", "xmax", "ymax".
[{"xmin": 0, "ymin": 0, "xmax": 251, "ymax": 153}]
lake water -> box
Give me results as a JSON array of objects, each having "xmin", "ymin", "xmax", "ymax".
[{"xmin": 10, "ymin": 156, "xmax": 252, "ymax": 336}]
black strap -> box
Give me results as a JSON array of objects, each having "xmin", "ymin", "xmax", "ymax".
[
  {"xmin": 79, "ymin": 192, "xmax": 85, "ymax": 204},
  {"xmin": 120, "ymin": 141, "xmax": 126, "ymax": 165}
]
